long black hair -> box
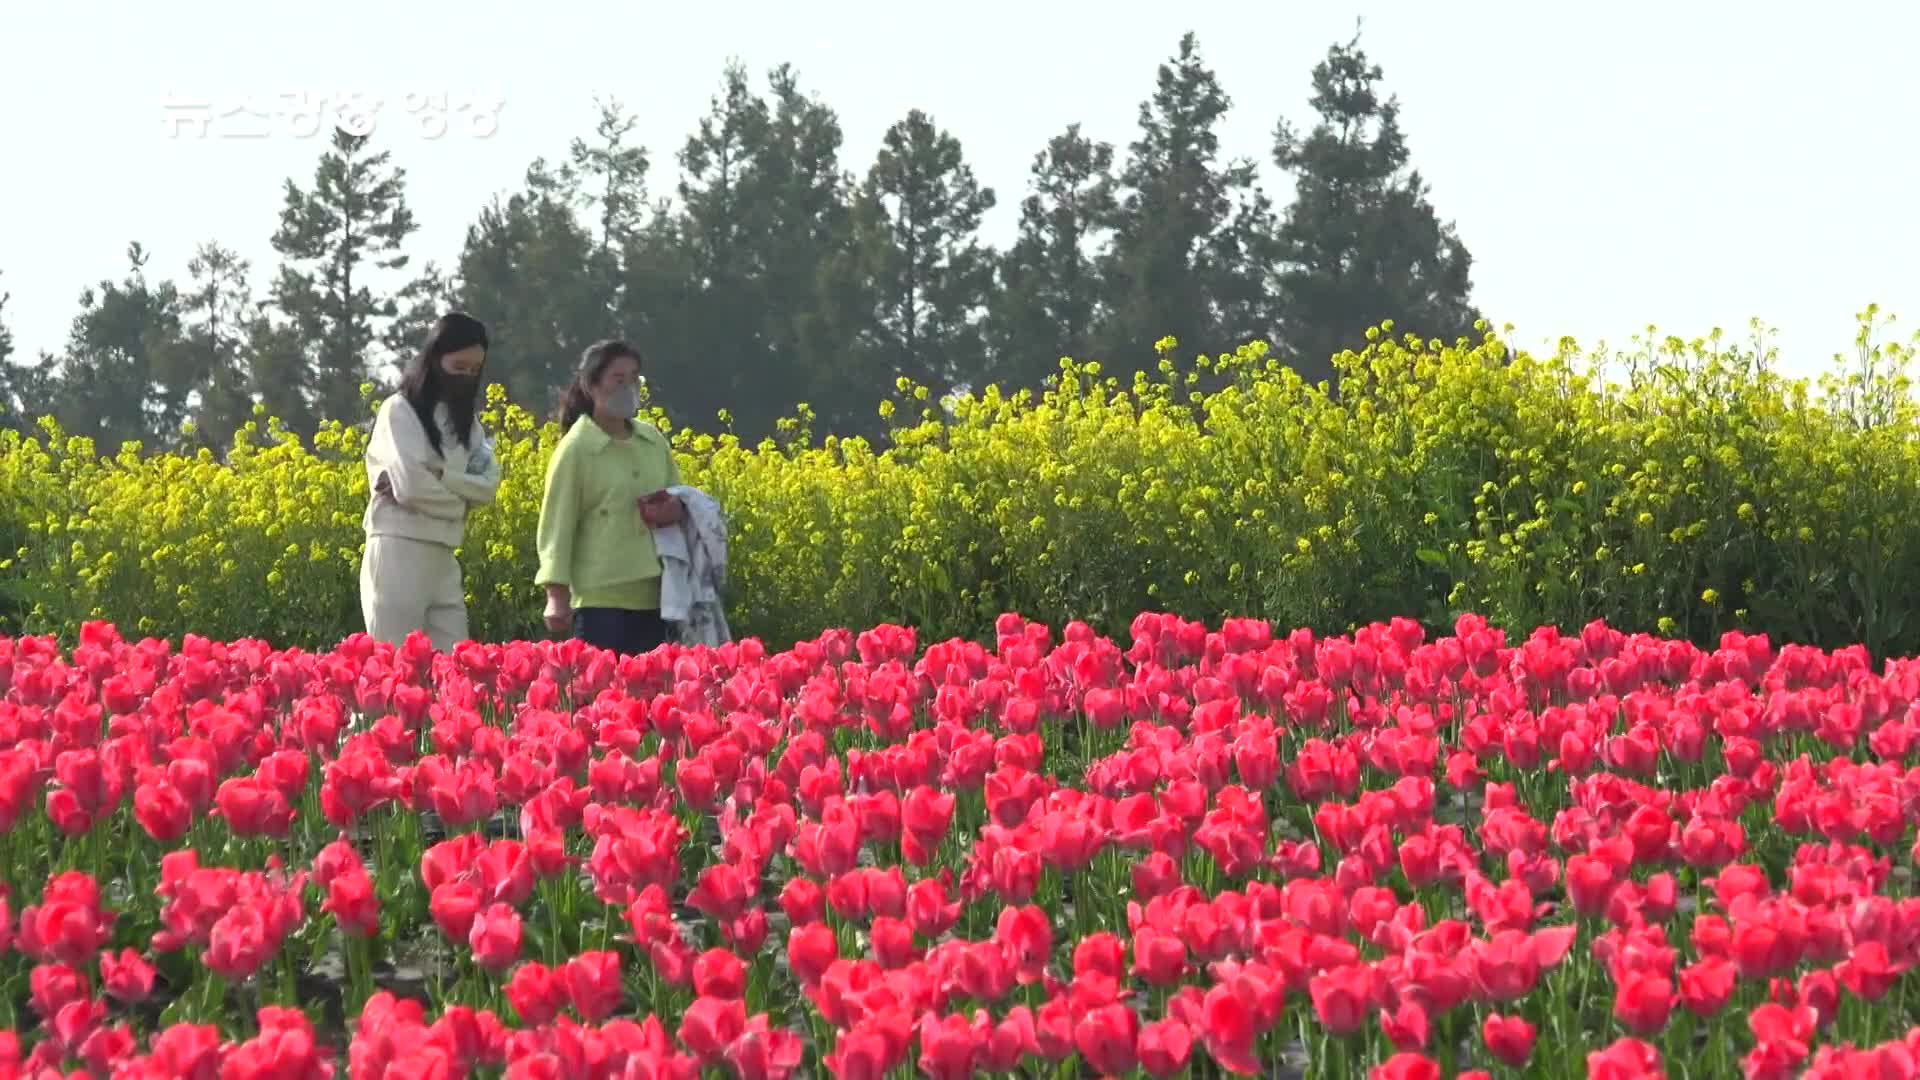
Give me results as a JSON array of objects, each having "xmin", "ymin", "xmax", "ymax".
[
  {"xmin": 400, "ymin": 312, "xmax": 489, "ymax": 457},
  {"xmin": 557, "ymin": 339, "xmax": 642, "ymax": 432}
]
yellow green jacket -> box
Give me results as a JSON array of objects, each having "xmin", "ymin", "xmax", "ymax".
[{"xmin": 534, "ymin": 418, "xmax": 682, "ymax": 608}]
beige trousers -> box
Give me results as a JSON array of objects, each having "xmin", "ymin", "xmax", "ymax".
[{"xmin": 359, "ymin": 535, "xmax": 468, "ymax": 653}]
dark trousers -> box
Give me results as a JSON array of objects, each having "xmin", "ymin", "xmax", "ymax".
[{"xmin": 572, "ymin": 607, "xmax": 669, "ymax": 656}]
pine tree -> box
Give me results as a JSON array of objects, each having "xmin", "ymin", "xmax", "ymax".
[
  {"xmin": 1272, "ymin": 27, "xmax": 1480, "ymax": 384},
  {"xmin": 456, "ymin": 159, "xmax": 607, "ymax": 412},
  {"xmin": 811, "ymin": 193, "xmax": 888, "ymax": 436},
  {"xmin": 1205, "ymin": 173, "xmax": 1283, "ymax": 363},
  {"xmin": 48, "ymin": 243, "xmax": 191, "ymax": 450},
  {"xmin": 737, "ymin": 64, "xmax": 859, "ymax": 437},
  {"xmin": 854, "ymin": 109, "xmax": 997, "ymax": 398},
  {"xmin": 243, "ymin": 312, "xmax": 314, "ymax": 437},
  {"xmin": 561, "ymin": 99, "xmax": 697, "ymax": 425},
  {"xmin": 268, "ymin": 129, "xmax": 421, "ymax": 431},
  {"xmin": 0, "ymin": 275, "xmax": 53, "ymax": 435},
  {"xmin": 985, "ymin": 123, "xmax": 1119, "ymax": 389},
  {"xmin": 382, "ymin": 260, "xmax": 461, "ymax": 386},
  {"xmin": 0, "ymin": 274, "xmax": 11, "ymax": 371},
  {"xmin": 1096, "ymin": 33, "xmax": 1270, "ymax": 378},
  {"xmin": 0, "ymin": 350, "xmax": 55, "ymax": 437},
  {"xmin": 667, "ymin": 62, "xmax": 775, "ymax": 431},
  {"xmin": 568, "ymin": 98, "xmax": 652, "ymax": 316},
  {"xmin": 179, "ymin": 242, "xmax": 256, "ymax": 451},
  {"xmin": 0, "ymin": 275, "xmax": 18, "ymax": 426},
  {"xmin": 618, "ymin": 212, "xmax": 698, "ymax": 421}
]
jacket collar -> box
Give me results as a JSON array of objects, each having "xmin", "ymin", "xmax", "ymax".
[{"xmin": 572, "ymin": 418, "xmax": 663, "ymax": 453}]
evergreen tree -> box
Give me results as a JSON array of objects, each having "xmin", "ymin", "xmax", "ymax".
[
  {"xmin": 561, "ymin": 98, "xmax": 701, "ymax": 426},
  {"xmin": 1096, "ymin": 33, "xmax": 1270, "ymax": 378},
  {"xmin": 1205, "ymin": 174, "xmax": 1283, "ymax": 363},
  {"xmin": 457, "ymin": 159, "xmax": 607, "ymax": 412},
  {"xmin": 48, "ymin": 243, "xmax": 192, "ymax": 449},
  {"xmin": 243, "ymin": 312, "xmax": 314, "ymax": 437},
  {"xmin": 667, "ymin": 62, "xmax": 774, "ymax": 430},
  {"xmin": 810, "ymin": 193, "xmax": 887, "ymax": 436},
  {"xmin": 1272, "ymin": 27, "xmax": 1480, "ymax": 384},
  {"xmin": 268, "ymin": 129, "xmax": 421, "ymax": 431},
  {"xmin": 737, "ymin": 64, "xmax": 859, "ymax": 437},
  {"xmin": 0, "ymin": 277, "xmax": 19, "ymax": 424},
  {"xmin": 984, "ymin": 123, "xmax": 1119, "ymax": 389},
  {"xmin": 179, "ymin": 242, "xmax": 256, "ymax": 450},
  {"xmin": 853, "ymin": 109, "xmax": 997, "ymax": 398},
  {"xmin": 0, "ymin": 351, "xmax": 56, "ymax": 437},
  {"xmin": 568, "ymin": 98, "xmax": 652, "ymax": 316},
  {"xmin": 382, "ymin": 261, "xmax": 459, "ymax": 380},
  {"xmin": 5, "ymin": 44, "xmax": 1492, "ymax": 449},
  {"xmin": 0, "ymin": 276, "xmax": 56, "ymax": 434},
  {"xmin": 618, "ymin": 212, "xmax": 699, "ymax": 421}
]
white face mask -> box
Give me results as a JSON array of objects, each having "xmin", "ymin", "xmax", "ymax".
[{"xmin": 602, "ymin": 384, "xmax": 641, "ymax": 420}]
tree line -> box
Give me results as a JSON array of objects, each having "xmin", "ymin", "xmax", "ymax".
[{"xmin": 0, "ymin": 30, "xmax": 1479, "ymax": 451}]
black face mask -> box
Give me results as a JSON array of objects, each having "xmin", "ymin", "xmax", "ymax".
[
  {"xmin": 437, "ymin": 374, "xmax": 482, "ymax": 449},
  {"xmin": 442, "ymin": 373, "xmax": 481, "ymax": 402}
]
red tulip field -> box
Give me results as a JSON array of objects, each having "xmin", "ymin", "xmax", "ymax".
[{"xmin": 1, "ymin": 612, "xmax": 1918, "ymax": 1079}]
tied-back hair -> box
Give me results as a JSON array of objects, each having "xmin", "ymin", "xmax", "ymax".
[
  {"xmin": 399, "ymin": 312, "xmax": 490, "ymax": 457},
  {"xmin": 557, "ymin": 339, "xmax": 643, "ymax": 432}
]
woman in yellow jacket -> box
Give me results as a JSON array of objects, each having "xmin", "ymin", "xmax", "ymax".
[{"xmin": 534, "ymin": 340, "xmax": 685, "ymax": 655}]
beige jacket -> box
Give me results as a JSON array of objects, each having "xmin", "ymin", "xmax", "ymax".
[{"xmin": 362, "ymin": 394, "xmax": 501, "ymax": 549}]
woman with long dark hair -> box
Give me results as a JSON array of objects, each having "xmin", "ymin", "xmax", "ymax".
[
  {"xmin": 534, "ymin": 339, "xmax": 685, "ymax": 655},
  {"xmin": 359, "ymin": 312, "xmax": 501, "ymax": 651}
]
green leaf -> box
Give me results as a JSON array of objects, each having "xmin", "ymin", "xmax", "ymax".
[{"xmin": 1414, "ymin": 548, "xmax": 1448, "ymax": 568}]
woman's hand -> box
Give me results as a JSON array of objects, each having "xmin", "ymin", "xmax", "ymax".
[
  {"xmin": 639, "ymin": 491, "xmax": 686, "ymax": 527},
  {"xmin": 543, "ymin": 586, "xmax": 571, "ymax": 633}
]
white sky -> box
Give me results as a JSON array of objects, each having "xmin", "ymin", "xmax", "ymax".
[{"xmin": 2, "ymin": 1, "xmax": 1914, "ymax": 383}]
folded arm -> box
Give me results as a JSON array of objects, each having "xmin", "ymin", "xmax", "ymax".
[
  {"xmin": 441, "ymin": 429, "xmax": 502, "ymax": 506},
  {"xmin": 369, "ymin": 398, "xmax": 467, "ymax": 522}
]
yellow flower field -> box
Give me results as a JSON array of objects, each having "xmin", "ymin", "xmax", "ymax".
[{"xmin": 3, "ymin": 315, "xmax": 1916, "ymax": 653}]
